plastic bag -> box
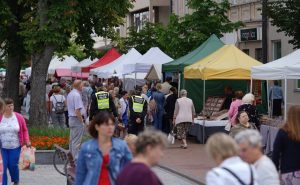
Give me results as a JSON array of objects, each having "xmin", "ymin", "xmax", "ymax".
[
  {"xmin": 167, "ymin": 133, "xmax": 175, "ymax": 144},
  {"xmin": 19, "ymin": 146, "xmax": 36, "ymax": 171}
]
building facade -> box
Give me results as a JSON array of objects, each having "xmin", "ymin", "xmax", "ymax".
[{"xmin": 119, "ymin": 0, "xmax": 170, "ymax": 37}]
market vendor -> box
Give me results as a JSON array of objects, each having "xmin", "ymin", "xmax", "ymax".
[{"xmin": 223, "ymin": 85, "xmax": 234, "ymax": 110}]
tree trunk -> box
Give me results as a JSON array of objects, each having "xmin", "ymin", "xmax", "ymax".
[
  {"xmin": 3, "ymin": 55, "xmax": 22, "ymax": 112},
  {"xmin": 29, "ymin": 45, "xmax": 55, "ymax": 125}
]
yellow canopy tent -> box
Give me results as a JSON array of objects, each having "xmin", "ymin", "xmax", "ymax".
[
  {"xmin": 184, "ymin": 45, "xmax": 262, "ymax": 80},
  {"xmin": 184, "ymin": 44, "xmax": 262, "ymax": 111}
]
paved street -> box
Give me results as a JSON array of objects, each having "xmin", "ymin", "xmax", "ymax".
[{"xmin": 11, "ymin": 165, "xmax": 198, "ymax": 185}]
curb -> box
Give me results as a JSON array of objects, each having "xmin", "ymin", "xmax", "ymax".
[{"xmin": 158, "ymin": 164, "xmax": 206, "ymax": 185}]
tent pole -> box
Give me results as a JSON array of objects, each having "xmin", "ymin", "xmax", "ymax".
[
  {"xmin": 134, "ymin": 72, "xmax": 137, "ymax": 89},
  {"xmin": 203, "ymin": 80, "xmax": 206, "ymax": 111},
  {"xmin": 284, "ymin": 78, "xmax": 287, "ymax": 120},
  {"xmin": 178, "ymin": 72, "xmax": 181, "ymax": 98},
  {"xmin": 250, "ymin": 78, "xmax": 253, "ymax": 93},
  {"xmin": 266, "ymin": 80, "xmax": 270, "ymax": 117}
]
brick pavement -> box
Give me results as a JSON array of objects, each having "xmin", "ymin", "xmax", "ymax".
[
  {"xmin": 13, "ymin": 165, "xmax": 198, "ymax": 185},
  {"xmin": 160, "ymin": 139, "xmax": 215, "ymax": 184}
]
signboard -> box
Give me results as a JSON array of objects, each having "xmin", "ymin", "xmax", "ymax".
[
  {"xmin": 240, "ymin": 28, "xmax": 257, "ymax": 41},
  {"xmin": 252, "ymin": 80, "xmax": 262, "ymax": 105}
]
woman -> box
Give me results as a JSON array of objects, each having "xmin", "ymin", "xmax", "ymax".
[
  {"xmin": 0, "ymin": 98, "xmax": 30, "ymax": 185},
  {"xmin": 238, "ymin": 93, "xmax": 260, "ymax": 129},
  {"xmin": 164, "ymin": 87, "xmax": 177, "ymax": 134},
  {"xmin": 229, "ymin": 111, "xmax": 257, "ymax": 138},
  {"xmin": 173, "ymin": 89, "xmax": 195, "ymax": 149},
  {"xmin": 119, "ymin": 91, "xmax": 129, "ymax": 138},
  {"xmin": 75, "ymin": 111, "xmax": 132, "ymax": 185},
  {"xmin": 116, "ymin": 130, "xmax": 167, "ymax": 185},
  {"xmin": 151, "ymin": 83, "xmax": 165, "ymax": 131},
  {"xmin": 228, "ymin": 90, "xmax": 243, "ymax": 126},
  {"xmin": 206, "ymin": 133, "xmax": 258, "ymax": 185},
  {"xmin": 49, "ymin": 85, "xmax": 66, "ymax": 127},
  {"xmin": 272, "ymin": 105, "xmax": 300, "ymax": 185}
]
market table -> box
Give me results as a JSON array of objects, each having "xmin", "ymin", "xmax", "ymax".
[{"xmin": 189, "ymin": 119, "xmax": 228, "ymax": 143}]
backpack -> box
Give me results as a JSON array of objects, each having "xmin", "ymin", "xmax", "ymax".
[{"xmin": 53, "ymin": 95, "xmax": 65, "ymax": 114}]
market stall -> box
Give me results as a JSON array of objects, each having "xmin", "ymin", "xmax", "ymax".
[
  {"xmin": 184, "ymin": 44, "xmax": 262, "ymax": 143},
  {"xmin": 54, "ymin": 69, "xmax": 89, "ymax": 79},
  {"xmin": 71, "ymin": 58, "xmax": 98, "ymax": 73},
  {"xmin": 122, "ymin": 47, "xmax": 173, "ymax": 84},
  {"xmin": 251, "ymin": 49, "xmax": 300, "ymax": 119},
  {"xmin": 48, "ymin": 56, "xmax": 79, "ymax": 75},
  {"xmin": 81, "ymin": 48, "xmax": 121, "ymax": 73}
]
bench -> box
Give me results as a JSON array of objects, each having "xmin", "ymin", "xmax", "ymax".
[{"xmin": 53, "ymin": 144, "xmax": 76, "ymax": 185}]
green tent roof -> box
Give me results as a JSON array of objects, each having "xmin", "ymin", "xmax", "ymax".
[{"xmin": 162, "ymin": 34, "xmax": 224, "ymax": 73}]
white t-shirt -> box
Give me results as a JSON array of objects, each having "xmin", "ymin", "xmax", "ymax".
[
  {"xmin": 254, "ymin": 155, "xmax": 280, "ymax": 185},
  {"xmin": 50, "ymin": 94, "xmax": 66, "ymax": 111},
  {"xmin": 0, "ymin": 113, "xmax": 20, "ymax": 149}
]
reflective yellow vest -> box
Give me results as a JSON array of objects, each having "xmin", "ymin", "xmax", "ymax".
[
  {"xmin": 132, "ymin": 96, "xmax": 145, "ymax": 113},
  {"xmin": 95, "ymin": 91, "xmax": 109, "ymax": 110}
]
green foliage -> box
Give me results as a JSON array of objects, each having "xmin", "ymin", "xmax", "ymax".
[
  {"xmin": 55, "ymin": 41, "xmax": 86, "ymax": 61},
  {"xmin": 267, "ymin": 0, "xmax": 300, "ymax": 48},
  {"xmin": 115, "ymin": 0, "xmax": 242, "ymax": 59},
  {"xmin": 29, "ymin": 126, "xmax": 69, "ymax": 137}
]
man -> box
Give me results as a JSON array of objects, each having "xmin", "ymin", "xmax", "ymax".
[
  {"xmin": 128, "ymin": 91, "xmax": 148, "ymax": 135},
  {"xmin": 67, "ymin": 80, "xmax": 85, "ymax": 159},
  {"xmin": 269, "ymin": 80, "xmax": 283, "ymax": 116},
  {"xmin": 160, "ymin": 77, "xmax": 172, "ymax": 95},
  {"xmin": 89, "ymin": 86, "xmax": 118, "ymax": 121},
  {"xmin": 235, "ymin": 130, "xmax": 280, "ymax": 185}
]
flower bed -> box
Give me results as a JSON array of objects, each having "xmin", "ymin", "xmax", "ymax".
[{"xmin": 29, "ymin": 127, "xmax": 69, "ymax": 150}]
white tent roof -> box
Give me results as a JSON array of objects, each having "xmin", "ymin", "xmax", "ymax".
[
  {"xmin": 251, "ymin": 49, "xmax": 300, "ymax": 80},
  {"xmin": 71, "ymin": 58, "xmax": 98, "ymax": 72},
  {"xmin": 122, "ymin": 47, "xmax": 173, "ymax": 80},
  {"xmin": 48, "ymin": 56, "xmax": 79, "ymax": 74},
  {"xmin": 90, "ymin": 48, "xmax": 142, "ymax": 78}
]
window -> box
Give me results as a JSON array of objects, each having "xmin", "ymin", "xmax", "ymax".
[
  {"xmin": 133, "ymin": 10, "xmax": 149, "ymax": 32},
  {"xmin": 255, "ymin": 48, "xmax": 262, "ymax": 62},
  {"xmin": 242, "ymin": 49, "xmax": 250, "ymax": 55},
  {"xmin": 296, "ymin": 80, "xmax": 300, "ymax": 91},
  {"xmin": 273, "ymin": 40, "xmax": 282, "ymax": 60}
]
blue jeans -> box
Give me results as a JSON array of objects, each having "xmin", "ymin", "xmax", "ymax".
[
  {"xmin": 1, "ymin": 147, "xmax": 21, "ymax": 185},
  {"xmin": 153, "ymin": 109, "xmax": 164, "ymax": 131}
]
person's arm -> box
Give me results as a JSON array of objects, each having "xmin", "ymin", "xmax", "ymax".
[
  {"xmin": 272, "ymin": 130, "xmax": 284, "ymax": 171},
  {"xmin": 18, "ymin": 113, "xmax": 30, "ymax": 146},
  {"xmin": 228, "ymin": 102, "xmax": 235, "ymax": 118},
  {"xmin": 89, "ymin": 94, "xmax": 97, "ymax": 121},
  {"xmin": 192, "ymin": 102, "xmax": 196, "ymax": 121},
  {"xmin": 120, "ymin": 143, "xmax": 133, "ymax": 169},
  {"xmin": 142, "ymin": 101, "xmax": 148, "ymax": 118},
  {"xmin": 49, "ymin": 97, "xmax": 53, "ymax": 114},
  {"xmin": 74, "ymin": 146, "xmax": 87, "ymax": 185},
  {"xmin": 173, "ymin": 100, "xmax": 179, "ymax": 124}
]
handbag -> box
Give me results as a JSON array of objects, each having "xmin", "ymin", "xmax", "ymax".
[
  {"xmin": 19, "ymin": 146, "xmax": 36, "ymax": 171},
  {"xmin": 167, "ymin": 131, "xmax": 175, "ymax": 144}
]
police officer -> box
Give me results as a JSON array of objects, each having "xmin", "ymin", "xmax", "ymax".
[
  {"xmin": 128, "ymin": 90, "xmax": 147, "ymax": 135},
  {"xmin": 89, "ymin": 87, "xmax": 118, "ymax": 121}
]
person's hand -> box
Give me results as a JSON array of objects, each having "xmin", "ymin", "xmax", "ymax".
[
  {"xmin": 26, "ymin": 141, "xmax": 31, "ymax": 148},
  {"xmin": 136, "ymin": 118, "xmax": 141, "ymax": 123},
  {"xmin": 172, "ymin": 118, "xmax": 176, "ymax": 125}
]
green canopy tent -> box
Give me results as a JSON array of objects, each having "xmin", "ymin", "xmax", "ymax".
[{"xmin": 162, "ymin": 34, "xmax": 224, "ymax": 73}]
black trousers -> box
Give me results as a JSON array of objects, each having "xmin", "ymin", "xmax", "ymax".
[
  {"xmin": 128, "ymin": 121, "xmax": 144, "ymax": 135},
  {"xmin": 272, "ymin": 99, "xmax": 282, "ymax": 116}
]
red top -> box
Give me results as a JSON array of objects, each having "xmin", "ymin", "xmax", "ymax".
[{"xmin": 98, "ymin": 154, "xmax": 111, "ymax": 185}]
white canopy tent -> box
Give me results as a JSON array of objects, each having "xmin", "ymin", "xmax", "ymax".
[
  {"xmin": 71, "ymin": 58, "xmax": 98, "ymax": 73},
  {"xmin": 48, "ymin": 56, "xmax": 79, "ymax": 74},
  {"xmin": 122, "ymin": 47, "xmax": 173, "ymax": 83},
  {"xmin": 251, "ymin": 49, "xmax": 300, "ymax": 119},
  {"xmin": 90, "ymin": 48, "xmax": 143, "ymax": 78}
]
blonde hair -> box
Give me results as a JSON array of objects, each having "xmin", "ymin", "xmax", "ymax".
[
  {"xmin": 124, "ymin": 134, "xmax": 138, "ymax": 147},
  {"xmin": 135, "ymin": 129, "xmax": 167, "ymax": 154},
  {"xmin": 156, "ymin": 83, "xmax": 162, "ymax": 91},
  {"xmin": 206, "ymin": 133, "xmax": 239, "ymax": 162},
  {"xmin": 283, "ymin": 105, "xmax": 300, "ymax": 142},
  {"xmin": 242, "ymin": 93, "xmax": 255, "ymax": 104}
]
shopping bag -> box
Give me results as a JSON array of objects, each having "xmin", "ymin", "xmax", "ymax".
[
  {"xmin": 167, "ymin": 132, "xmax": 175, "ymax": 144},
  {"xmin": 19, "ymin": 146, "xmax": 36, "ymax": 171},
  {"xmin": 224, "ymin": 120, "xmax": 231, "ymax": 132}
]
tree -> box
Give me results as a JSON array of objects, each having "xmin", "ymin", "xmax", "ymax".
[
  {"xmin": 267, "ymin": 0, "xmax": 300, "ymax": 48},
  {"xmin": 115, "ymin": 0, "xmax": 242, "ymax": 59},
  {"xmin": 0, "ymin": 0, "xmax": 132, "ymax": 125},
  {"xmin": 0, "ymin": 0, "xmax": 29, "ymax": 112}
]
